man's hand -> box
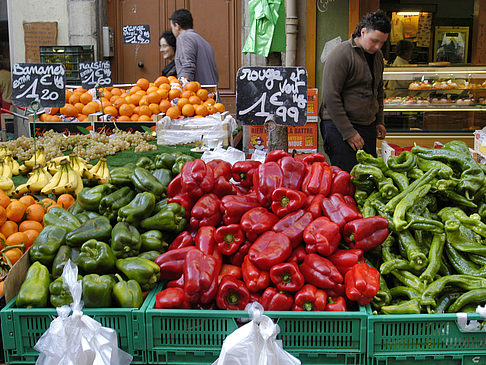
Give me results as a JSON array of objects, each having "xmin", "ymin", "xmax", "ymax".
[
  {"xmin": 347, "ymin": 132, "xmax": 364, "ymax": 151},
  {"xmin": 376, "ymin": 124, "xmax": 386, "ymax": 140}
]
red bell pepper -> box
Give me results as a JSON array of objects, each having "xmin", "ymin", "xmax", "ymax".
[
  {"xmin": 167, "ymin": 173, "xmax": 183, "ymax": 198},
  {"xmin": 190, "ymin": 193, "xmax": 221, "ymax": 230},
  {"xmin": 278, "ymin": 156, "xmax": 306, "ymax": 190},
  {"xmin": 343, "ymin": 195, "xmax": 359, "ymax": 212},
  {"xmin": 168, "ymin": 193, "xmax": 194, "ymax": 219},
  {"xmin": 230, "ymin": 240, "xmax": 252, "ymax": 266},
  {"xmin": 328, "ymin": 249, "xmax": 364, "ymax": 276},
  {"xmin": 155, "ymin": 288, "xmax": 190, "ymax": 309},
  {"xmin": 181, "ymin": 159, "xmax": 215, "ymax": 199},
  {"xmin": 301, "ymin": 162, "xmax": 332, "ymax": 196},
  {"xmin": 206, "ymin": 159, "xmax": 232, "ymax": 180},
  {"xmin": 330, "ymin": 166, "xmax": 355, "ymax": 196},
  {"xmin": 321, "ymin": 193, "xmax": 362, "ymax": 230},
  {"xmin": 155, "ymin": 246, "xmax": 195, "ymax": 280},
  {"xmin": 212, "ymin": 247, "xmax": 223, "ymax": 280},
  {"xmin": 240, "ymin": 207, "xmax": 279, "ymax": 242},
  {"xmin": 303, "ymin": 217, "xmax": 341, "ymax": 257},
  {"xmin": 287, "ymin": 244, "xmax": 307, "ymax": 265},
  {"xmin": 242, "ymin": 255, "xmax": 270, "ymax": 293},
  {"xmin": 300, "ymin": 253, "xmax": 343, "ymax": 289},
  {"xmin": 260, "ymin": 287, "xmax": 293, "ymax": 311},
  {"xmin": 270, "ymin": 262, "xmax": 305, "ymax": 292},
  {"xmin": 220, "ymin": 194, "xmax": 260, "ymax": 225},
  {"xmin": 249, "ymin": 292, "xmax": 261, "ymax": 304},
  {"xmin": 167, "ymin": 274, "xmax": 185, "ymax": 289},
  {"xmin": 184, "ymin": 248, "xmax": 218, "ymax": 303},
  {"xmin": 345, "ymin": 262, "xmax": 380, "ymax": 305},
  {"xmin": 304, "ymin": 194, "xmax": 324, "ymax": 219},
  {"xmin": 248, "ymin": 231, "xmax": 292, "ymax": 271},
  {"xmin": 253, "ymin": 162, "xmax": 284, "ymax": 207},
  {"xmin": 302, "ymin": 153, "xmax": 328, "ymax": 166},
  {"xmin": 231, "ymin": 160, "xmax": 261, "ymax": 187},
  {"xmin": 293, "ymin": 284, "xmax": 327, "ymax": 311},
  {"xmin": 218, "ymin": 264, "xmax": 242, "ymax": 284},
  {"xmin": 200, "ymin": 277, "xmax": 219, "ymax": 304},
  {"xmin": 271, "ymin": 187, "xmax": 306, "ymax": 217},
  {"xmin": 216, "ymin": 275, "xmax": 250, "ymax": 310},
  {"xmin": 213, "ymin": 176, "xmax": 238, "ymax": 198},
  {"xmin": 265, "ymin": 149, "xmax": 291, "ymax": 163},
  {"xmin": 273, "ymin": 209, "xmax": 313, "ymax": 248},
  {"xmin": 168, "ymin": 231, "xmax": 194, "ymax": 250},
  {"xmin": 326, "ymin": 283, "xmax": 345, "ymax": 298},
  {"xmin": 343, "ymin": 217, "xmax": 389, "ymax": 252},
  {"xmin": 214, "ymin": 224, "xmax": 245, "ymax": 255},
  {"xmin": 195, "ymin": 226, "xmax": 216, "ymax": 255},
  {"xmin": 325, "ymin": 296, "xmax": 347, "ymax": 311}
]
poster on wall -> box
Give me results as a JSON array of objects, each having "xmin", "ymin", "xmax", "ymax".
[
  {"xmin": 434, "ymin": 26, "xmax": 469, "ymax": 63},
  {"xmin": 23, "ymin": 22, "xmax": 58, "ymax": 63}
]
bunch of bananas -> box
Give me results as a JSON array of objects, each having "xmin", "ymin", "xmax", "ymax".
[
  {"xmin": 14, "ymin": 164, "xmax": 53, "ymax": 197},
  {"xmin": 0, "ymin": 176, "xmax": 15, "ymax": 196},
  {"xmin": 41, "ymin": 159, "xmax": 84, "ymax": 196},
  {"xmin": 5, "ymin": 152, "xmax": 20, "ymax": 176},
  {"xmin": 84, "ymin": 157, "xmax": 110, "ymax": 185},
  {"xmin": 19, "ymin": 146, "xmax": 47, "ymax": 175},
  {"xmin": 0, "ymin": 159, "xmax": 12, "ymax": 179}
]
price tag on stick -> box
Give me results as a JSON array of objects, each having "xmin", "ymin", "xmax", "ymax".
[
  {"xmin": 12, "ymin": 63, "xmax": 65, "ymax": 108},
  {"xmin": 236, "ymin": 66, "xmax": 308, "ymax": 126},
  {"xmin": 80, "ymin": 61, "xmax": 113, "ymax": 89}
]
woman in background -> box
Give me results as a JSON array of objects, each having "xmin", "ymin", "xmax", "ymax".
[{"xmin": 159, "ymin": 30, "xmax": 177, "ymax": 77}]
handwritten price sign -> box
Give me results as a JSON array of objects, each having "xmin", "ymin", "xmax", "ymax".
[
  {"xmin": 122, "ymin": 24, "xmax": 150, "ymax": 44},
  {"xmin": 80, "ymin": 61, "xmax": 112, "ymax": 89},
  {"xmin": 236, "ymin": 67, "xmax": 307, "ymax": 126}
]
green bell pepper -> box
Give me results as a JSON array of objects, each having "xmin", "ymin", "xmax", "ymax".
[
  {"xmin": 135, "ymin": 156, "xmax": 155, "ymax": 170},
  {"xmin": 112, "ymin": 273, "xmax": 143, "ymax": 308},
  {"xmin": 82, "ymin": 274, "xmax": 115, "ymax": 307},
  {"xmin": 66, "ymin": 216, "xmax": 112, "ymax": 247},
  {"xmin": 152, "ymin": 168, "xmax": 172, "ymax": 187},
  {"xmin": 115, "ymin": 256, "xmax": 160, "ymax": 291},
  {"xmin": 77, "ymin": 239, "xmax": 116, "ymax": 274},
  {"xmin": 67, "ymin": 201, "xmax": 85, "ymax": 215},
  {"xmin": 154, "ymin": 152, "xmax": 177, "ymax": 169},
  {"xmin": 172, "ymin": 154, "xmax": 195, "ymax": 175},
  {"xmin": 49, "ymin": 275, "xmax": 82, "ymax": 307},
  {"xmin": 153, "ymin": 198, "xmax": 168, "ymax": 213},
  {"xmin": 51, "ymin": 245, "xmax": 73, "ymax": 279},
  {"xmin": 140, "ymin": 202, "xmax": 186, "ymax": 232},
  {"xmin": 16, "ymin": 261, "xmax": 50, "ymax": 308},
  {"xmin": 77, "ymin": 184, "xmax": 117, "ymax": 211},
  {"xmin": 43, "ymin": 206, "xmax": 81, "ymax": 232},
  {"xmin": 140, "ymin": 230, "xmax": 167, "ymax": 252},
  {"xmin": 109, "ymin": 163, "xmax": 135, "ymax": 186},
  {"xmin": 76, "ymin": 211, "xmax": 102, "ymax": 224},
  {"xmin": 138, "ymin": 250, "xmax": 162, "ymax": 261},
  {"xmin": 111, "ymin": 222, "xmax": 142, "ymax": 258},
  {"xmin": 99, "ymin": 186, "xmax": 136, "ymax": 223},
  {"xmin": 131, "ymin": 167, "xmax": 166, "ymax": 197},
  {"xmin": 117, "ymin": 192, "xmax": 156, "ymax": 225},
  {"xmin": 29, "ymin": 225, "xmax": 67, "ymax": 266}
]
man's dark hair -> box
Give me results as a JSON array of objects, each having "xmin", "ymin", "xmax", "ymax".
[
  {"xmin": 396, "ymin": 40, "xmax": 413, "ymax": 57},
  {"xmin": 170, "ymin": 9, "xmax": 193, "ymax": 30},
  {"xmin": 352, "ymin": 9, "xmax": 391, "ymax": 38},
  {"xmin": 160, "ymin": 30, "xmax": 176, "ymax": 49}
]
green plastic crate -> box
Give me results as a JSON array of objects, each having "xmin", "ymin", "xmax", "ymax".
[
  {"xmin": 367, "ymin": 307, "xmax": 486, "ymax": 365},
  {"xmin": 145, "ymin": 294, "xmax": 368, "ymax": 365},
  {"xmin": 0, "ymin": 282, "xmax": 159, "ymax": 364},
  {"xmin": 40, "ymin": 45, "xmax": 94, "ymax": 84}
]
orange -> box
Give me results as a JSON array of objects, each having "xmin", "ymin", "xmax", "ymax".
[
  {"xmin": 57, "ymin": 194, "xmax": 75, "ymax": 209},
  {"xmin": 168, "ymin": 88, "xmax": 182, "ymax": 100},
  {"xmin": 23, "ymin": 229, "xmax": 39, "ymax": 250},
  {"xmin": 148, "ymin": 103, "xmax": 160, "ymax": 115},
  {"xmin": 104, "ymin": 105, "xmax": 118, "ymax": 117},
  {"xmin": 0, "ymin": 190, "xmax": 10, "ymax": 208},
  {"xmin": 0, "ymin": 205, "xmax": 6, "ymax": 227},
  {"xmin": 113, "ymin": 97, "xmax": 128, "ymax": 109},
  {"xmin": 204, "ymin": 97, "xmax": 216, "ymax": 106},
  {"xmin": 136, "ymin": 78, "xmax": 150, "ymax": 91},
  {"xmin": 168, "ymin": 76, "xmax": 180, "ymax": 84},
  {"xmin": 182, "ymin": 103, "xmax": 195, "ymax": 117},
  {"xmin": 214, "ymin": 103, "xmax": 226, "ymax": 113},
  {"xmin": 138, "ymin": 115, "xmax": 152, "ymax": 121},
  {"xmin": 159, "ymin": 83, "xmax": 171, "ymax": 91},
  {"xmin": 159, "ymin": 99, "xmax": 171, "ymax": 114},
  {"xmin": 185, "ymin": 81, "xmax": 200, "ymax": 93},
  {"xmin": 87, "ymin": 101, "xmax": 101, "ymax": 112},
  {"xmin": 41, "ymin": 198, "xmax": 56, "ymax": 209},
  {"xmin": 6, "ymin": 200, "xmax": 26, "ymax": 222},
  {"xmin": 69, "ymin": 93, "xmax": 81, "ymax": 105},
  {"xmin": 146, "ymin": 86, "xmax": 158, "ymax": 94},
  {"xmin": 46, "ymin": 115, "xmax": 63, "ymax": 123},
  {"xmin": 0, "ymin": 221, "xmax": 18, "ymax": 238},
  {"xmin": 129, "ymin": 85, "xmax": 141, "ymax": 94},
  {"xmin": 82, "ymin": 104, "xmax": 97, "ymax": 116},
  {"xmin": 139, "ymin": 95, "xmax": 149, "ymax": 106},
  {"xmin": 40, "ymin": 113, "xmax": 49, "ymax": 122},
  {"xmin": 119, "ymin": 104, "xmax": 134, "ymax": 117},
  {"xmin": 19, "ymin": 220, "xmax": 43, "ymax": 233},
  {"xmin": 100, "ymin": 89, "xmax": 112, "ymax": 100},
  {"xmin": 156, "ymin": 88, "xmax": 169, "ymax": 100},
  {"xmin": 120, "ymin": 92, "xmax": 129, "ymax": 99},
  {"xmin": 207, "ymin": 105, "xmax": 216, "ymax": 114},
  {"xmin": 195, "ymin": 104, "xmax": 209, "ymax": 117},
  {"xmin": 135, "ymin": 90, "xmax": 147, "ymax": 97},
  {"xmin": 133, "ymin": 105, "xmax": 141, "ymax": 115},
  {"xmin": 25, "ymin": 203, "xmax": 45, "ymax": 222},
  {"xmin": 77, "ymin": 114, "xmax": 88, "ymax": 121},
  {"xmin": 196, "ymin": 88, "xmax": 209, "ymax": 101},
  {"xmin": 79, "ymin": 92, "xmax": 93, "ymax": 105},
  {"xmin": 74, "ymin": 87, "xmax": 87, "ymax": 94},
  {"xmin": 130, "ymin": 114, "xmax": 140, "ymax": 121},
  {"xmin": 177, "ymin": 97, "xmax": 190, "ymax": 109},
  {"xmin": 189, "ymin": 95, "xmax": 202, "ymax": 105},
  {"xmin": 49, "ymin": 107, "xmax": 60, "ymax": 115},
  {"xmin": 65, "ymin": 89, "xmax": 74, "ymax": 103},
  {"xmin": 46, "ymin": 203, "xmax": 62, "ymax": 212},
  {"xmin": 111, "ymin": 87, "xmax": 122, "ymax": 96},
  {"xmin": 139, "ymin": 105, "xmax": 151, "ymax": 116},
  {"xmin": 127, "ymin": 93, "xmax": 142, "ymax": 105},
  {"xmin": 166, "ymin": 106, "xmax": 181, "ymax": 119},
  {"xmin": 154, "ymin": 76, "xmax": 169, "ymax": 87},
  {"xmin": 147, "ymin": 92, "xmax": 162, "ymax": 104},
  {"xmin": 117, "ymin": 115, "xmax": 131, "ymax": 121},
  {"xmin": 2, "ymin": 247, "xmax": 22, "ymax": 266},
  {"xmin": 5, "ymin": 231, "xmax": 29, "ymax": 247},
  {"xmin": 74, "ymin": 102, "xmax": 85, "ymax": 113},
  {"xmin": 18, "ymin": 195, "xmax": 36, "ymax": 207},
  {"xmin": 181, "ymin": 90, "xmax": 195, "ymax": 99}
]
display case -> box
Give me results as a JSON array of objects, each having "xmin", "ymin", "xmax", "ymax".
[{"xmin": 383, "ymin": 66, "xmax": 486, "ymax": 137}]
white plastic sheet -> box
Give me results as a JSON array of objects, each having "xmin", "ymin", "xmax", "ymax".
[
  {"xmin": 212, "ymin": 302, "xmax": 301, "ymax": 365},
  {"xmin": 201, "ymin": 147, "xmax": 246, "ymax": 166},
  {"xmin": 34, "ymin": 260, "xmax": 133, "ymax": 365}
]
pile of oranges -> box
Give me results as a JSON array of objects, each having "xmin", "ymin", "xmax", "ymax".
[{"xmin": 40, "ymin": 76, "xmax": 226, "ymax": 123}]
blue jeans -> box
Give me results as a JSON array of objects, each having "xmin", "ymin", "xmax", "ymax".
[{"xmin": 320, "ymin": 119, "xmax": 377, "ymax": 172}]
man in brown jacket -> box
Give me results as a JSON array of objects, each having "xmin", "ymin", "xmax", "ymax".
[{"xmin": 320, "ymin": 10, "xmax": 391, "ymax": 172}]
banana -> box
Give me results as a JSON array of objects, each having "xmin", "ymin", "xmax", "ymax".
[
  {"xmin": 13, "ymin": 183, "xmax": 30, "ymax": 198},
  {"xmin": 47, "ymin": 161, "xmax": 59, "ymax": 175},
  {"xmin": 24, "ymin": 146, "xmax": 43, "ymax": 168},
  {"xmin": 41, "ymin": 163, "xmax": 68, "ymax": 194},
  {"xmin": 53, "ymin": 183, "xmax": 73, "ymax": 195},
  {"xmin": 98, "ymin": 159, "xmax": 110, "ymax": 184},
  {"xmin": 19, "ymin": 163, "xmax": 31, "ymax": 175},
  {"xmin": 0, "ymin": 145, "xmax": 7, "ymax": 160},
  {"xmin": 5, "ymin": 153, "xmax": 20, "ymax": 176},
  {"xmin": 4, "ymin": 184, "xmax": 15, "ymax": 197},
  {"xmin": 0, "ymin": 160, "xmax": 12, "ymax": 179},
  {"xmin": 0, "ymin": 176, "xmax": 14, "ymax": 191},
  {"xmin": 28, "ymin": 165, "xmax": 51, "ymax": 193},
  {"xmin": 51, "ymin": 156, "xmax": 70, "ymax": 165},
  {"xmin": 64, "ymin": 163, "xmax": 84, "ymax": 196}
]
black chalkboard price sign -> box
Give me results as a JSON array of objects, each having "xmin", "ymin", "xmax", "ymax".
[
  {"xmin": 11, "ymin": 63, "xmax": 65, "ymax": 108},
  {"xmin": 236, "ymin": 66, "xmax": 308, "ymax": 126},
  {"xmin": 122, "ymin": 24, "xmax": 150, "ymax": 44},
  {"xmin": 80, "ymin": 61, "xmax": 113, "ymax": 89}
]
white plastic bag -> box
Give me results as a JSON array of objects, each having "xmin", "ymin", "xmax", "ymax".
[
  {"xmin": 212, "ymin": 302, "xmax": 301, "ymax": 365},
  {"xmin": 34, "ymin": 260, "xmax": 133, "ymax": 365},
  {"xmin": 201, "ymin": 147, "xmax": 246, "ymax": 165}
]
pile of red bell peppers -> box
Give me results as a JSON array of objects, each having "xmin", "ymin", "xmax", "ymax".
[{"xmin": 154, "ymin": 150, "xmax": 389, "ymax": 311}]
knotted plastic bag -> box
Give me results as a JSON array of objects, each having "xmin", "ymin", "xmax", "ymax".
[
  {"xmin": 212, "ymin": 302, "xmax": 301, "ymax": 365},
  {"xmin": 34, "ymin": 260, "xmax": 133, "ymax": 365}
]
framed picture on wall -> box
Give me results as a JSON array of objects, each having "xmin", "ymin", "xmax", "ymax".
[{"xmin": 434, "ymin": 26, "xmax": 469, "ymax": 63}]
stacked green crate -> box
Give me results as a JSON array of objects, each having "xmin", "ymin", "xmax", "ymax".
[{"xmin": 40, "ymin": 46, "xmax": 94, "ymax": 85}]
